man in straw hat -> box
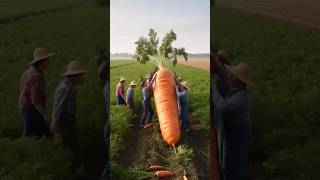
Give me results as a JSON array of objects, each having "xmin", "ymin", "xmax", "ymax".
[
  {"xmin": 51, "ymin": 61, "xmax": 86, "ymax": 166},
  {"xmin": 19, "ymin": 47, "xmax": 54, "ymax": 138},
  {"xmin": 212, "ymin": 60, "xmax": 254, "ymax": 180},
  {"xmin": 211, "ymin": 49, "xmax": 234, "ymax": 176},
  {"xmin": 140, "ymin": 74, "xmax": 157, "ymax": 127},
  {"xmin": 116, "ymin": 76, "xmax": 127, "ymax": 105},
  {"xmin": 175, "ymin": 80, "xmax": 190, "ymax": 132},
  {"xmin": 126, "ymin": 81, "xmax": 137, "ymax": 114}
]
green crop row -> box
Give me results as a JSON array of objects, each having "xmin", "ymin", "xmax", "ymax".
[{"xmin": 0, "ymin": 3, "xmax": 108, "ymax": 179}]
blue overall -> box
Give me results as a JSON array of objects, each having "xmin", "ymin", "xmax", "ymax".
[
  {"xmin": 176, "ymin": 87, "xmax": 190, "ymax": 130},
  {"xmin": 140, "ymin": 84, "xmax": 154, "ymax": 125},
  {"xmin": 212, "ymin": 80, "xmax": 251, "ymax": 180}
]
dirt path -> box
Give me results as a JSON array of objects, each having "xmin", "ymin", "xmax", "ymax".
[
  {"xmin": 216, "ymin": 0, "xmax": 320, "ymax": 28},
  {"xmin": 117, "ymin": 112, "xmax": 210, "ymax": 179},
  {"xmin": 178, "ymin": 58, "xmax": 210, "ymax": 71}
]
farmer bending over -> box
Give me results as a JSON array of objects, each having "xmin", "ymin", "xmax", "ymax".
[
  {"xmin": 126, "ymin": 81, "xmax": 137, "ymax": 114},
  {"xmin": 116, "ymin": 76, "xmax": 127, "ymax": 105},
  {"xmin": 140, "ymin": 74, "xmax": 157, "ymax": 127},
  {"xmin": 19, "ymin": 47, "xmax": 54, "ymax": 138},
  {"xmin": 175, "ymin": 80, "xmax": 190, "ymax": 132},
  {"xmin": 51, "ymin": 61, "xmax": 86, "ymax": 166},
  {"xmin": 212, "ymin": 60, "xmax": 254, "ymax": 180}
]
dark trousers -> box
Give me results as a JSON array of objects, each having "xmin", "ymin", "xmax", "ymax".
[
  {"xmin": 101, "ymin": 119, "xmax": 109, "ymax": 180},
  {"xmin": 215, "ymin": 109, "xmax": 224, "ymax": 176},
  {"xmin": 179, "ymin": 104, "xmax": 190, "ymax": 130},
  {"xmin": 140, "ymin": 101, "xmax": 154, "ymax": 125},
  {"xmin": 116, "ymin": 95, "xmax": 126, "ymax": 105},
  {"xmin": 223, "ymin": 122, "xmax": 251, "ymax": 180},
  {"xmin": 20, "ymin": 105, "xmax": 50, "ymax": 138}
]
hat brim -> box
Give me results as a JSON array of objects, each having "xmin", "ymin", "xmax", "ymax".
[
  {"xmin": 226, "ymin": 65, "xmax": 255, "ymax": 88},
  {"xmin": 130, "ymin": 84, "xmax": 137, "ymax": 86},
  {"xmin": 120, "ymin": 78, "xmax": 127, "ymax": 82},
  {"xmin": 62, "ymin": 70, "xmax": 87, "ymax": 76},
  {"xmin": 216, "ymin": 54, "xmax": 231, "ymax": 65},
  {"xmin": 29, "ymin": 53, "xmax": 55, "ymax": 65}
]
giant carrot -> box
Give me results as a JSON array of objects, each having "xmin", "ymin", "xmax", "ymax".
[{"xmin": 152, "ymin": 68, "xmax": 181, "ymax": 145}]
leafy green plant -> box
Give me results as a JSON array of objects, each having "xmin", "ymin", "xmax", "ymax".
[{"xmin": 169, "ymin": 145, "xmax": 194, "ymax": 168}]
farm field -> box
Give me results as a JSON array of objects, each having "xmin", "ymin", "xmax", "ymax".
[
  {"xmin": 213, "ymin": 6, "xmax": 320, "ymax": 179},
  {"xmin": 0, "ymin": 0, "xmax": 107, "ymax": 179},
  {"xmin": 216, "ymin": 0, "xmax": 320, "ymax": 28},
  {"xmin": 178, "ymin": 58, "xmax": 210, "ymax": 71},
  {"xmin": 110, "ymin": 60, "xmax": 210, "ymax": 179}
]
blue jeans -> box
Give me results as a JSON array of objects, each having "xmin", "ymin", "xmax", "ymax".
[
  {"xmin": 179, "ymin": 103, "xmax": 190, "ymax": 130},
  {"xmin": 140, "ymin": 100, "xmax": 154, "ymax": 125},
  {"xmin": 20, "ymin": 105, "xmax": 50, "ymax": 138},
  {"xmin": 116, "ymin": 95, "xmax": 126, "ymax": 105}
]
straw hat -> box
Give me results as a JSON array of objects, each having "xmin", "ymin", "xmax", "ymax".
[
  {"xmin": 216, "ymin": 50, "xmax": 233, "ymax": 64},
  {"xmin": 119, "ymin": 76, "xmax": 127, "ymax": 82},
  {"xmin": 225, "ymin": 63, "xmax": 255, "ymax": 87},
  {"xmin": 29, "ymin": 47, "xmax": 55, "ymax": 65},
  {"xmin": 181, "ymin": 81, "xmax": 189, "ymax": 89},
  {"xmin": 129, "ymin": 81, "xmax": 137, "ymax": 86},
  {"xmin": 177, "ymin": 76, "xmax": 182, "ymax": 82},
  {"xmin": 62, "ymin": 61, "xmax": 87, "ymax": 76}
]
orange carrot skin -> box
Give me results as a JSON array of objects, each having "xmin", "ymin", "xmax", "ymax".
[
  {"xmin": 152, "ymin": 69, "xmax": 181, "ymax": 145},
  {"xmin": 149, "ymin": 165, "xmax": 166, "ymax": 171},
  {"xmin": 155, "ymin": 170, "xmax": 172, "ymax": 177}
]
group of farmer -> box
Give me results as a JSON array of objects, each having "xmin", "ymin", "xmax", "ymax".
[
  {"xmin": 211, "ymin": 49, "xmax": 254, "ymax": 180},
  {"xmin": 115, "ymin": 72, "xmax": 191, "ymax": 132},
  {"xmin": 19, "ymin": 47, "xmax": 110, "ymax": 174}
]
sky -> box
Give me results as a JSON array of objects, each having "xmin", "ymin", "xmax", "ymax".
[{"xmin": 111, "ymin": 0, "xmax": 210, "ymax": 54}]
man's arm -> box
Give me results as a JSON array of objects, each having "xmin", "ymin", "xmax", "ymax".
[{"xmin": 30, "ymin": 76, "xmax": 48, "ymax": 122}]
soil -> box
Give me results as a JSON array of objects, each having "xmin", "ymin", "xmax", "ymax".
[
  {"xmin": 178, "ymin": 58, "xmax": 210, "ymax": 71},
  {"xmin": 117, "ymin": 112, "xmax": 210, "ymax": 180},
  {"xmin": 216, "ymin": 0, "xmax": 320, "ymax": 28}
]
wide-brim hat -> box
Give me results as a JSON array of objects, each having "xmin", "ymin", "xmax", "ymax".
[
  {"xmin": 181, "ymin": 81, "xmax": 189, "ymax": 89},
  {"xmin": 225, "ymin": 63, "xmax": 255, "ymax": 87},
  {"xmin": 120, "ymin": 76, "xmax": 127, "ymax": 82},
  {"xmin": 216, "ymin": 50, "xmax": 233, "ymax": 65},
  {"xmin": 62, "ymin": 61, "xmax": 87, "ymax": 76},
  {"xmin": 29, "ymin": 47, "xmax": 55, "ymax": 65},
  {"xmin": 130, "ymin": 81, "xmax": 137, "ymax": 86}
]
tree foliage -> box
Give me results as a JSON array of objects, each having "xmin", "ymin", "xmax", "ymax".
[{"xmin": 134, "ymin": 29, "xmax": 188, "ymax": 66}]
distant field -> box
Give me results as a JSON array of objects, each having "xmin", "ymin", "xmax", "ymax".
[
  {"xmin": 217, "ymin": 0, "xmax": 320, "ymax": 28},
  {"xmin": 178, "ymin": 58, "xmax": 210, "ymax": 71}
]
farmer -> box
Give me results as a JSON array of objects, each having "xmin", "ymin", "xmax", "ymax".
[
  {"xmin": 50, "ymin": 61, "xmax": 86, "ymax": 165},
  {"xmin": 126, "ymin": 81, "xmax": 137, "ymax": 113},
  {"xmin": 140, "ymin": 74, "xmax": 157, "ymax": 127},
  {"xmin": 175, "ymin": 81, "xmax": 190, "ymax": 132},
  {"xmin": 19, "ymin": 47, "xmax": 54, "ymax": 138},
  {"xmin": 116, "ymin": 76, "xmax": 127, "ymax": 105},
  {"xmin": 212, "ymin": 61, "xmax": 254, "ymax": 180},
  {"xmin": 212, "ymin": 49, "xmax": 233, "ymax": 175}
]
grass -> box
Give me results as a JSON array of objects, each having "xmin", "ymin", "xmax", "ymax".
[
  {"xmin": 0, "ymin": 0, "xmax": 108, "ymax": 178},
  {"xmin": 213, "ymin": 6, "xmax": 320, "ymax": 179}
]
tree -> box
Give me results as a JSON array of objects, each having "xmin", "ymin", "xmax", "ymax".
[{"xmin": 134, "ymin": 29, "xmax": 188, "ymax": 66}]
